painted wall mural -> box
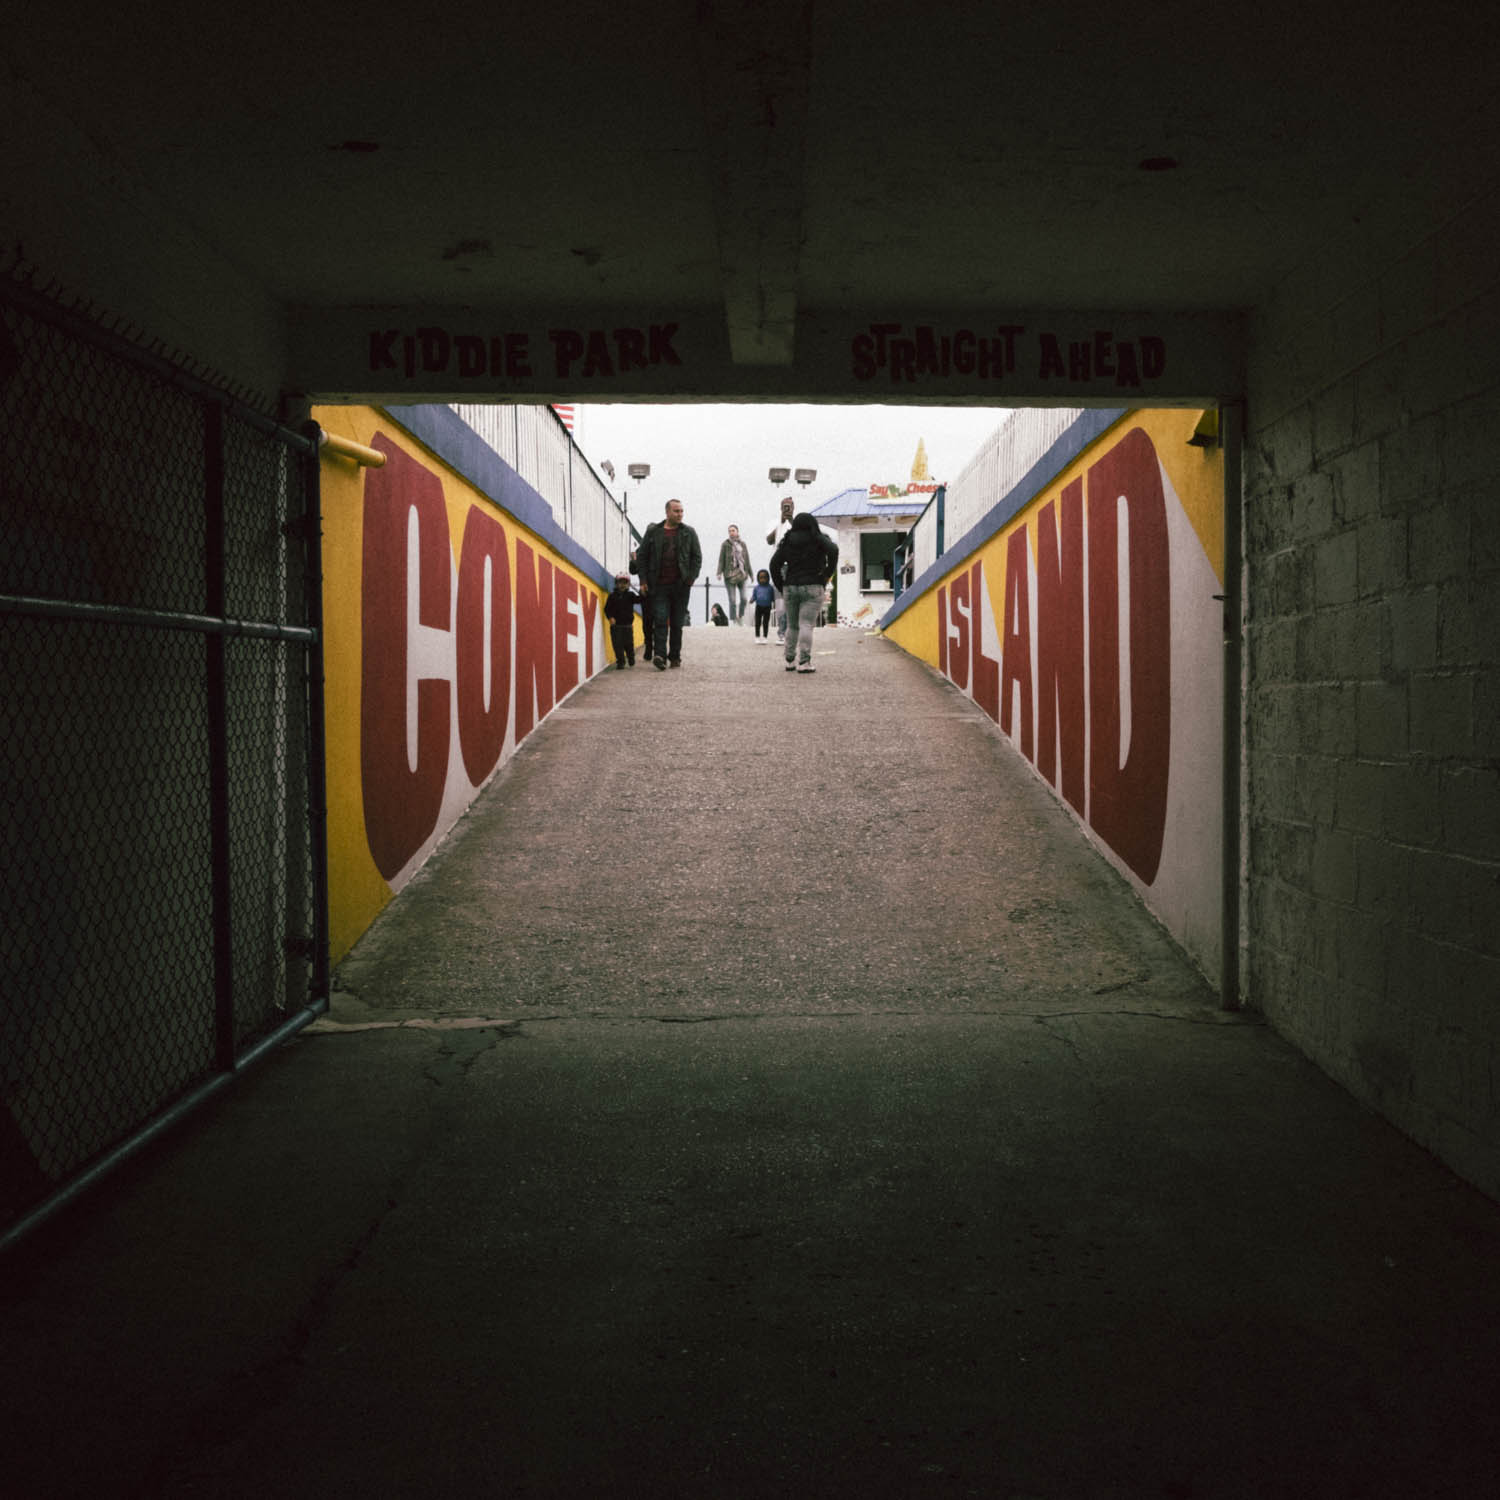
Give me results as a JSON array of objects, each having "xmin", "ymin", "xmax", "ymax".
[
  {"xmin": 319, "ymin": 410, "xmax": 609, "ymax": 962},
  {"xmin": 882, "ymin": 411, "xmax": 1224, "ymax": 981}
]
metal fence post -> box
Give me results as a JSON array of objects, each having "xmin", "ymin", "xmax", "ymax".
[
  {"xmin": 203, "ymin": 400, "xmax": 236, "ymax": 1073},
  {"xmin": 300, "ymin": 430, "xmax": 331, "ymax": 1010}
]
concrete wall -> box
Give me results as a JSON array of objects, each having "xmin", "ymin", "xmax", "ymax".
[
  {"xmin": 882, "ymin": 410, "xmax": 1225, "ymax": 984},
  {"xmin": 0, "ymin": 80, "xmax": 286, "ymax": 407},
  {"xmin": 317, "ymin": 406, "xmax": 615, "ymax": 962},
  {"xmin": 1242, "ymin": 188, "xmax": 1500, "ymax": 1197}
]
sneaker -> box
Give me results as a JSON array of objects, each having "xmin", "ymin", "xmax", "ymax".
[
  {"xmin": 653, "ymin": 656, "xmax": 667, "ymax": 671},
  {"xmin": 785, "ymin": 660, "xmax": 797, "ymax": 671},
  {"xmin": 669, "ymin": 659, "xmax": 681, "ymax": 668},
  {"xmin": 615, "ymin": 661, "xmax": 625, "ymax": 670},
  {"xmin": 797, "ymin": 664, "xmax": 816, "ymax": 673}
]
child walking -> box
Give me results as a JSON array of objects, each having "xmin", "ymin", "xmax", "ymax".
[
  {"xmin": 750, "ymin": 569, "xmax": 776, "ymax": 641},
  {"xmin": 603, "ymin": 572, "xmax": 641, "ymax": 668}
]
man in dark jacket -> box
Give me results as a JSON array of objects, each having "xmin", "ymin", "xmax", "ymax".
[
  {"xmin": 635, "ymin": 498, "xmax": 703, "ymax": 670},
  {"xmin": 769, "ymin": 512, "xmax": 838, "ymax": 673}
]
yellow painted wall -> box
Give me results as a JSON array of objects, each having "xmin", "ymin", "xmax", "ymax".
[
  {"xmin": 317, "ymin": 406, "xmax": 609, "ymax": 963},
  {"xmin": 319, "ymin": 409, "xmax": 393, "ymax": 961},
  {"xmin": 885, "ymin": 409, "xmax": 1221, "ymax": 663}
]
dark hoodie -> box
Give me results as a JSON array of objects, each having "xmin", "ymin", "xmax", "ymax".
[
  {"xmin": 769, "ymin": 512, "xmax": 838, "ymax": 590},
  {"xmin": 603, "ymin": 582, "xmax": 641, "ymax": 626}
]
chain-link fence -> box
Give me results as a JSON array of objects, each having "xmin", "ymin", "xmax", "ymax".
[{"xmin": 0, "ymin": 278, "xmax": 328, "ymax": 1246}]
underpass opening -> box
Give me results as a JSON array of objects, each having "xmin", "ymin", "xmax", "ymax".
[{"xmin": 310, "ymin": 396, "xmax": 1233, "ymax": 1011}]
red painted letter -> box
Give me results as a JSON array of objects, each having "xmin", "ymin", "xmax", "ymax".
[
  {"xmin": 948, "ymin": 571, "xmax": 971, "ymax": 692},
  {"xmin": 971, "ymin": 560, "xmax": 1000, "ymax": 723},
  {"xmin": 1087, "ymin": 428, "xmax": 1171, "ymax": 883},
  {"xmin": 513, "ymin": 539, "xmax": 554, "ymax": 743},
  {"xmin": 580, "ymin": 590, "xmax": 598, "ymax": 677},
  {"xmin": 999, "ymin": 532, "xmax": 1032, "ymax": 755},
  {"xmin": 455, "ymin": 507, "xmax": 511, "ymax": 787},
  {"xmin": 553, "ymin": 571, "xmax": 580, "ymax": 699},
  {"xmin": 360, "ymin": 434, "xmax": 451, "ymax": 879},
  {"xmin": 1036, "ymin": 480, "xmax": 1086, "ymax": 814}
]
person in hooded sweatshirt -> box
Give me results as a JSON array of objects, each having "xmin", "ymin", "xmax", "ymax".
[{"xmin": 768, "ymin": 512, "xmax": 839, "ymax": 673}]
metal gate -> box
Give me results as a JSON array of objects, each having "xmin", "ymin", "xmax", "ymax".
[{"xmin": 0, "ymin": 278, "xmax": 329, "ymax": 1248}]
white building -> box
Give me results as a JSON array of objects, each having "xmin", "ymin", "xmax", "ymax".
[{"xmin": 810, "ymin": 485, "xmax": 935, "ymax": 628}]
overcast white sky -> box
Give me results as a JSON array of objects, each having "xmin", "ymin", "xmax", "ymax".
[{"xmin": 572, "ymin": 402, "xmax": 1013, "ymax": 556}]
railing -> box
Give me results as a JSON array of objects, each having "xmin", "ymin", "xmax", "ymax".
[
  {"xmin": 943, "ymin": 407, "xmax": 1083, "ymax": 549},
  {"xmin": 450, "ymin": 404, "xmax": 1087, "ymax": 618},
  {"xmin": 894, "ymin": 408, "xmax": 1085, "ymax": 607},
  {"xmin": 903, "ymin": 490, "xmax": 942, "ymax": 589},
  {"xmin": 449, "ymin": 404, "xmax": 633, "ymax": 579}
]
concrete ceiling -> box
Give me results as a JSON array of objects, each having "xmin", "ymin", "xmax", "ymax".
[{"xmin": 8, "ymin": 0, "xmax": 1499, "ymax": 392}]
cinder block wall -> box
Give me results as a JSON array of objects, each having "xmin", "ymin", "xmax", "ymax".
[{"xmin": 1243, "ymin": 187, "xmax": 1500, "ymax": 1197}]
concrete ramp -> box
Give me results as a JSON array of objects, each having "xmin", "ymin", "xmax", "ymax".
[{"xmin": 331, "ymin": 626, "xmax": 1206, "ymax": 1023}]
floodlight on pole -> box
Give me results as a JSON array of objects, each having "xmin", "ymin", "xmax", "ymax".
[
  {"xmin": 621, "ymin": 462, "xmax": 649, "ymax": 518},
  {"xmin": 795, "ymin": 468, "xmax": 817, "ymax": 486},
  {"xmin": 768, "ymin": 466, "xmax": 790, "ymax": 485}
]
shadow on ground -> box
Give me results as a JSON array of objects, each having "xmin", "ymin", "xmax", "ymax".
[{"xmin": 6, "ymin": 629, "xmax": 1499, "ymax": 1498}]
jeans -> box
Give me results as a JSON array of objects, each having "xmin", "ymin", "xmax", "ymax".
[
  {"xmin": 783, "ymin": 583, "xmax": 824, "ymax": 666},
  {"xmin": 609, "ymin": 621, "xmax": 635, "ymax": 664},
  {"xmin": 723, "ymin": 576, "xmax": 748, "ymax": 622},
  {"xmin": 649, "ymin": 580, "xmax": 693, "ymax": 662},
  {"xmin": 774, "ymin": 589, "xmax": 787, "ymax": 640}
]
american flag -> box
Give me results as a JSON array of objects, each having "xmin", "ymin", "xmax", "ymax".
[{"xmin": 552, "ymin": 404, "xmax": 576, "ymax": 432}]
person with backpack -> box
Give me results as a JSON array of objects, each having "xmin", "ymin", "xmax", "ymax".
[{"xmin": 769, "ymin": 512, "xmax": 838, "ymax": 673}]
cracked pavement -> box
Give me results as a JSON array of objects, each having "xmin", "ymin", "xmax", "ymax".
[{"xmin": 6, "ymin": 629, "xmax": 1500, "ymax": 1497}]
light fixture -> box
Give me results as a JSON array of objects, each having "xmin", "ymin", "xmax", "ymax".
[
  {"xmin": 795, "ymin": 468, "xmax": 817, "ymax": 486},
  {"xmin": 600, "ymin": 459, "xmax": 616, "ymax": 482},
  {"xmin": 1187, "ymin": 411, "xmax": 1219, "ymax": 448},
  {"xmin": 768, "ymin": 466, "xmax": 790, "ymax": 485},
  {"xmin": 628, "ymin": 462, "xmax": 651, "ymax": 481}
]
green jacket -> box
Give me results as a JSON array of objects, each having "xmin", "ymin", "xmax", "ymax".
[{"xmin": 636, "ymin": 520, "xmax": 702, "ymax": 589}]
